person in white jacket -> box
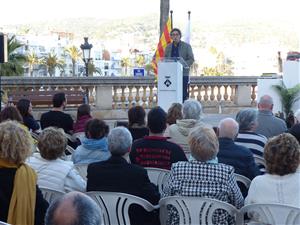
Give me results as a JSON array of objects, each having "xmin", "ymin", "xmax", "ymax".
[
  {"xmin": 245, "ymin": 133, "xmax": 300, "ymax": 223},
  {"xmin": 27, "ymin": 127, "xmax": 86, "ymax": 192},
  {"xmin": 166, "ymin": 99, "xmax": 204, "ymax": 155}
]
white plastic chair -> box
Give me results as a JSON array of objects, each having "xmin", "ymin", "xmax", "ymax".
[
  {"xmin": 86, "ymin": 191, "xmax": 157, "ymax": 225},
  {"xmin": 237, "ymin": 203, "xmax": 300, "ymax": 225},
  {"xmin": 0, "ymin": 221, "xmax": 11, "ymax": 225},
  {"xmin": 145, "ymin": 167, "xmax": 170, "ymax": 194},
  {"xmin": 40, "ymin": 187, "xmax": 65, "ymax": 204},
  {"xmin": 234, "ymin": 173, "xmax": 251, "ymax": 190},
  {"xmin": 66, "ymin": 145, "xmax": 75, "ymax": 154},
  {"xmin": 254, "ymin": 155, "xmax": 266, "ymax": 168},
  {"xmin": 74, "ymin": 163, "xmax": 89, "ymax": 180},
  {"xmin": 159, "ymin": 196, "xmax": 239, "ymax": 225}
]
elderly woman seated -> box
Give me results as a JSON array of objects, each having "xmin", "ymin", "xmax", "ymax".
[
  {"xmin": 166, "ymin": 99, "xmax": 204, "ymax": 155},
  {"xmin": 246, "ymin": 133, "xmax": 300, "ymax": 208},
  {"xmin": 163, "ymin": 125, "xmax": 244, "ymax": 225},
  {"xmin": 0, "ymin": 121, "xmax": 48, "ymax": 225},
  {"xmin": 27, "ymin": 127, "xmax": 86, "ymax": 192}
]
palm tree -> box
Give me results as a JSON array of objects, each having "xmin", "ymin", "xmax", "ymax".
[
  {"xmin": 41, "ymin": 52, "xmax": 65, "ymax": 77},
  {"xmin": 273, "ymin": 83, "xmax": 300, "ymax": 116},
  {"xmin": 121, "ymin": 57, "xmax": 131, "ymax": 75},
  {"xmin": 26, "ymin": 51, "xmax": 39, "ymax": 77},
  {"xmin": 65, "ymin": 46, "xmax": 82, "ymax": 76},
  {"xmin": 87, "ymin": 61, "xmax": 102, "ymax": 76},
  {"xmin": 0, "ymin": 35, "xmax": 26, "ymax": 76}
]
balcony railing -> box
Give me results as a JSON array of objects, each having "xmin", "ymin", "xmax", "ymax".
[{"xmin": 1, "ymin": 76, "xmax": 258, "ymax": 113}]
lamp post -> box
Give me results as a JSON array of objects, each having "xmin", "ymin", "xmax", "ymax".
[{"xmin": 80, "ymin": 37, "xmax": 93, "ymax": 104}]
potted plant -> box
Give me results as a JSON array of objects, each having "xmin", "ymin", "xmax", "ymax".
[{"xmin": 273, "ymin": 82, "xmax": 300, "ymax": 117}]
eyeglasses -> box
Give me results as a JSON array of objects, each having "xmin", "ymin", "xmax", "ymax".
[{"xmin": 171, "ymin": 33, "xmax": 180, "ymax": 37}]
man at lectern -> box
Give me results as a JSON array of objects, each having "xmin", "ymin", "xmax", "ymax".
[{"xmin": 164, "ymin": 28, "xmax": 194, "ymax": 102}]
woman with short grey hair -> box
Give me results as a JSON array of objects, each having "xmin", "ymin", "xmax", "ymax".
[
  {"xmin": 235, "ymin": 108, "xmax": 267, "ymax": 158},
  {"xmin": 167, "ymin": 99, "xmax": 204, "ymax": 155}
]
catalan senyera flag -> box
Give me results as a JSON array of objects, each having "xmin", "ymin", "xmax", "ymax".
[{"xmin": 152, "ymin": 17, "xmax": 172, "ymax": 75}]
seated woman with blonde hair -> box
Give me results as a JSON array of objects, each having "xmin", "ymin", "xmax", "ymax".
[
  {"xmin": 163, "ymin": 125, "xmax": 244, "ymax": 225},
  {"xmin": 27, "ymin": 127, "xmax": 86, "ymax": 192},
  {"xmin": 0, "ymin": 120, "xmax": 48, "ymax": 225}
]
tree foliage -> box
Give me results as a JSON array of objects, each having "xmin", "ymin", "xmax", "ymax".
[
  {"xmin": 65, "ymin": 46, "xmax": 82, "ymax": 76},
  {"xmin": 273, "ymin": 83, "xmax": 300, "ymax": 116},
  {"xmin": 0, "ymin": 35, "xmax": 26, "ymax": 76},
  {"xmin": 41, "ymin": 52, "xmax": 65, "ymax": 77}
]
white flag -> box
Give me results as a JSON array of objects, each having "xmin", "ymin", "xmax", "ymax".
[{"xmin": 184, "ymin": 17, "xmax": 191, "ymax": 44}]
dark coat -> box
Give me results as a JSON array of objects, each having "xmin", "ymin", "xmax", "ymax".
[
  {"xmin": 218, "ymin": 137, "xmax": 261, "ymax": 197},
  {"xmin": 0, "ymin": 168, "xmax": 49, "ymax": 225},
  {"xmin": 87, "ymin": 155, "xmax": 160, "ymax": 225}
]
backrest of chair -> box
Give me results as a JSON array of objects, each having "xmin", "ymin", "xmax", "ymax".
[
  {"xmin": 145, "ymin": 167, "xmax": 170, "ymax": 194},
  {"xmin": 66, "ymin": 145, "xmax": 75, "ymax": 154},
  {"xmin": 74, "ymin": 164, "xmax": 88, "ymax": 180},
  {"xmin": 253, "ymin": 155, "xmax": 266, "ymax": 168},
  {"xmin": 0, "ymin": 221, "xmax": 11, "ymax": 225},
  {"xmin": 86, "ymin": 191, "xmax": 156, "ymax": 225},
  {"xmin": 234, "ymin": 173, "xmax": 251, "ymax": 189},
  {"xmin": 159, "ymin": 196, "xmax": 238, "ymax": 225},
  {"xmin": 237, "ymin": 203, "xmax": 300, "ymax": 225},
  {"xmin": 40, "ymin": 187, "xmax": 65, "ymax": 204}
]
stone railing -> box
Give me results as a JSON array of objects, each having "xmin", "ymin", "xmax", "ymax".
[{"xmin": 1, "ymin": 76, "xmax": 258, "ymax": 113}]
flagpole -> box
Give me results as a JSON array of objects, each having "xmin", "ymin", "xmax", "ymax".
[{"xmin": 170, "ymin": 10, "xmax": 173, "ymax": 29}]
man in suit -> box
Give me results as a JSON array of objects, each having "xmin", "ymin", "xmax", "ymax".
[
  {"xmin": 165, "ymin": 28, "xmax": 194, "ymax": 101},
  {"xmin": 87, "ymin": 127, "xmax": 160, "ymax": 225}
]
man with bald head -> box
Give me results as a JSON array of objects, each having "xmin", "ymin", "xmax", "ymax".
[
  {"xmin": 217, "ymin": 118, "xmax": 260, "ymax": 196},
  {"xmin": 255, "ymin": 94, "xmax": 287, "ymax": 138},
  {"xmin": 45, "ymin": 192, "xmax": 102, "ymax": 225}
]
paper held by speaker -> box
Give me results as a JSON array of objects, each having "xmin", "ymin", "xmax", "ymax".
[{"xmin": 0, "ymin": 33, "xmax": 8, "ymax": 63}]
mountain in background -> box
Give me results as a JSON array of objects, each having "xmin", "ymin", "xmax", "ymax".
[{"xmin": 1, "ymin": 14, "xmax": 299, "ymax": 75}]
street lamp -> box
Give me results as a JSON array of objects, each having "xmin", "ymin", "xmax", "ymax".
[{"xmin": 80, "ymin": 37, "xmax": 93, "ymax": 104}]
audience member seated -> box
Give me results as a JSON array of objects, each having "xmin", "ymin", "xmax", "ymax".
[
  {"xmin": 130, "ymin": 106, "xmax": 187, "ymax": 170},
  {"xmin": 293, "ymin": 108, "xmax": 300, "ymax": 124},
  {"xmin": 127, "ymin": 106, "xmax": 149, "ymax": 141},
  {"xmin": 167, "ymin": 99, "xmax": 204, "ymax": 154},
  {"xmin": 27, "ymin": 127, "xmax": 86, "ymax": 192},
  {"xmin": 255, "ymin": 95, "xmax": 287, "ymax": 138},
  {"xmin": 0, "ymin": 106, "xmax": 24, "ymax": 124},
  {"xmin": 166, "ymin": 103, "xmax": 182, "ymax": 126},
  {"xmin": 72, "ymin": 119, "xmax": 110, "ymax": 164},
  {"xmin": 87, "ymin": 127, "xmax": 160, "ymax": 225},
  {"xmin": 288, "ymin": 123, "xmax": 300, "ymax": 143},
  {"xmin": 0, "ymin": 121, "xmax": 48, "ymax": 225},
  {"xmin": 73, "ymin": 104, "xmax": 92, "ymax": 134},
  {"xmin": 16, "ymin": 99, "xmax": 40, "ymax": 132},
  {"xmin": 45, "ymin": 192, "xmax": 102, "ymax": 225},
  {"xmin": 235, "ymin": 108, "xmax": 267, "ymax": 157},
  {"xmin": 245, "ymin": 133, "xmax": 300, "ymax": 208},
  {"xmin": 40, "ymin": 92, "xmax": 74, "ymax": 134},
  {"xmin": 40, "ymin": 92, "xmax": 78, "ymax": 148},
  {"xmin": 218, "ymin": 118, "xmax": 260, "ymax": 197},
  {"xmin": 163, "ymin": 126, "xmax": 244, "ymax": 225}
]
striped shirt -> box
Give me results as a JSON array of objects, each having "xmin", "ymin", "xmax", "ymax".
[{"xmin": 235, "ymin": 131, "xmax": 268, "ymax": 157}]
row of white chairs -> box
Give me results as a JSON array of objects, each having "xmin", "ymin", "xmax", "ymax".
[
  {"xmin": 73, "ymin": 166, "xmax": 251, "ymax": 195},
  {"xmin": 39, "ymin": 187, "xmax": 300, "ymax": 225}
]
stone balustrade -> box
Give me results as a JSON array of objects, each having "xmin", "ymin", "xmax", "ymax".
[{"xmin": 1, "ymin": 76, "xmax": 258, "ymax": 113}]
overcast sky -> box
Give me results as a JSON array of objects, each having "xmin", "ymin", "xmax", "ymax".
[{"xmin": 1, "ymin": 0, "xmax": 299, "ymax": 26}]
